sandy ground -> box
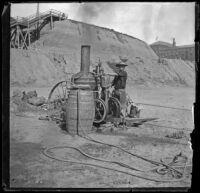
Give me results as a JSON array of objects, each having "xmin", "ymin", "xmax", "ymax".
[{"xmin": 9, "ymin": 85, "xmax": 194, "ymax": 188}]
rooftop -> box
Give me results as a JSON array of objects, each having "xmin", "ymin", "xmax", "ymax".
[
  {"xmin": 177, "ymin": 44, "xmax": 195, "ymax": 48},
  {"xmin": 150, "ymin": 41, "xmax": 173, "ymax": 47},
  {"xmin": 150, "ymin": 41, "xmax": 194, "ymax": 48}
]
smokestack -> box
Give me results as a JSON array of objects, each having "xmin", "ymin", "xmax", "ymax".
[
  {"xmin": 72, "ymin": 45, "xmax": 96, "ymax": 90},
  {"xmin": 80, "ymin": 45, "xmax": 90, "ymax": 74},
  {"xmin": 172, "ymin": 38, "xmax": 176, "ymax": 47}
]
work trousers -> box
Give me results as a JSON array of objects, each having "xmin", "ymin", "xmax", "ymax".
[{"xmin": 113, "ymin": 89, "xmax": 126, "ymax": 109}]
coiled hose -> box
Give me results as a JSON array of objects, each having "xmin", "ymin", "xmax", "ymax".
[
  {"xmin": 42, "ymin": 143, "xmax": 189, "ymax": 183},
  {"xmin": 42, "ymin": 128, "xmax": 190, "ymax": 183},
  {"xmin": 79, "ymin": 134, "xmax": 185, "ymax": 178}
]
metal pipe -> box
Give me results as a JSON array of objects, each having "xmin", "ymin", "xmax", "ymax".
[{"xmin": 80, "ymin": 45, "xmax": 90, "ymax": 74}]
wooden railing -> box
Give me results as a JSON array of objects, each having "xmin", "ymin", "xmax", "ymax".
[{"xmin": 11, "ymin": 9, "xmax": 68, "ymax": 27}]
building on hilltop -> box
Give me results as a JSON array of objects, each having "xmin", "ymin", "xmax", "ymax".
[{"xmin": 150, "ymin": 39, "xmax": 195, "ymax": 62}]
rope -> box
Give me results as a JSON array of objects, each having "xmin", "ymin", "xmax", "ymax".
[
  {"xmin": 44, "ymin": 145, "xmax": 143, "ymax": 172},
  {"xmin": 81, "ymin": 134, "xmax": 191, "ymax": 177},
  {"xmin": 134, "ymin": 102, "xmax": 191, "ymax": 112},
  {"xmin": 42, "ymin": 122, "xmax": 189, "ymax": 183},
  {"xmin": 79, "ymin": 134, "xmax": 184, "ymax": 177},
  {"xmin": 42, "ymin": 146, "xmax": 187, "ymax": 183}
]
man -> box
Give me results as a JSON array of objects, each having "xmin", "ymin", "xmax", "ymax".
[{"xmin": 112, "ymin": 61, "xmax": 128, "ymax": 117}]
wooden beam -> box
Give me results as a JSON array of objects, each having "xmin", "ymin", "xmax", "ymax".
[
  {"xmin": 50, "ymin": 11, "xmax": 53, "ymax": 29},
  {"xmin": 10, "ymin": 40, "xmax": 16, "ymax": 48},
  {"xmin": 10, "ymin": 30, "xmax": 16, "ymax": 44},
  {"xmin": 19, "ymin": 29, "xmax": 28, "ymax": 49},
  {"xmin": 21, "ymin": 30, "xmax": 29, "ymax": 49},
  {"xmin": 17, "ymin": 25, "xmax": 20, "ymax": 48},
  {"xmin": 37, "ymin": 3, "xmax": 39, "ymax": 39},
  {"xmin": 28, "ymin": 20, "xmax": 30, "ymax": 47}
]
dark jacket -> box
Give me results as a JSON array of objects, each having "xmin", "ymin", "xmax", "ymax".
[{"xmin": 112, "ymin": 70, "xmax": 127, "ymax": 89}]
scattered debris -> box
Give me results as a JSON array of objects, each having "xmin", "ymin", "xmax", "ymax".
[
  {"xmin": 155, "ymin": 151, "xmax": 188, "ymax": 178},
  {"xmin": 165, "ymin": 131, "xmax": 186, "ymax": 139},
  {"xmin": 12, "ymin": 90, "xmax": 23, "ymax": 105},
  {"xmin": 22, "ymin": 90, "xmax": 37, "ymax": 101},
  {"xmin": 38, "ymin": 115, "xmax": 50, "ymax": 121},
  {"xmin": 126, "ymin": 94, "xmax": 141, "ymax": 118},
  {"xmin": 12, "ymin": 89, "xmax": 23, "ymax": 98},
  {"xmin": 40, "ymin": 104, "xmax": 49, "ymax": 111},
  {"xmin": 93, "ymin": 122, "xmax": 120, "ymax": 134},
  {"xmin": 27, "ymin": 96, "xmax": 46, "ymax": 106},
  {"xmin": 11, "ymin": 89, "xmax": 48, "ymax": 113}
]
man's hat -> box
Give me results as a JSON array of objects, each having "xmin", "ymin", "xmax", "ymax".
[{"xmin": 116, "ymin": 61, "xmax": 128, "ymax": 67}]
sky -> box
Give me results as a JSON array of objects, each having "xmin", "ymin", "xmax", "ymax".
[{"xmin": 11, "ymin": 2, "xmax": 195, "ymax": 45}]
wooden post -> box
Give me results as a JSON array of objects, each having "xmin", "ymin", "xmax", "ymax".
[
  {"xmin": 11, "ymin": 41, "xmax": 16, "ymax": 48},
  {"xmin": 36, "ymin": 3, "xmax": 40, "ymax": 40},
  {"xmin": 17, "ymin": 25, "xmax": 20, "ymax": 48},
  {"xmin": 52, "ymin": 13, "xmax": 54, "ymax": 28},
  {"xmin": 50, "ymin": 11, "xmax": 53, "ymax": 29},
  {"xmin": 28, "ymin": 19, "xmax": 30, "ymax": 47},
  {"xmin": 10, "ymin": 29, "xmax": 15, "ymax": 48},
  {"xmin": 21, "ymin": 30, "xmax": 28, "ymax": 49},
  {"xmin": 19, "ymin": 29, "xmax": 28, "ymax": 49}
]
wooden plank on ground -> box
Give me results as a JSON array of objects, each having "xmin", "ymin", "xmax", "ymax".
[{"xmin": 125, "ymin": 117, "xmax": 158, "ymax": 127}]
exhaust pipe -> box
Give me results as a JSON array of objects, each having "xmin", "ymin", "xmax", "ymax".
[
  {"xmin": 80, "ymin": 45, "xmax": 90, "ymax": 74},
  {"xmin": 72, "ymin": 45, "xmax": 96, "ymax": 90}
]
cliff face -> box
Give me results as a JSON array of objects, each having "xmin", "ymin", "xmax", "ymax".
[{"xmin": 10, "ymin": 19, "xmax": 195, "ymax": 87}]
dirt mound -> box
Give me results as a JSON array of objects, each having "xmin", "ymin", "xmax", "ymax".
[
  {"xmin": 119, "ymin": 58, "xmax": 195, "ymax": 87},
  {"xmin": 10, "ymin": 48, "xmax": 66, "ymax": 87},
  {"xmin": 10, "ymin": 19, "xmax": 195, "ymax": 87}
]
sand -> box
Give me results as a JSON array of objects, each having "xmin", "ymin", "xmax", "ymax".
[
  {"xmin": 9, "ymin": 86, "xmax": 193, "ymax": 188},
  {"xmin": 10, "ymin": 19, "xmax": 195, "ymax": 88}
]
